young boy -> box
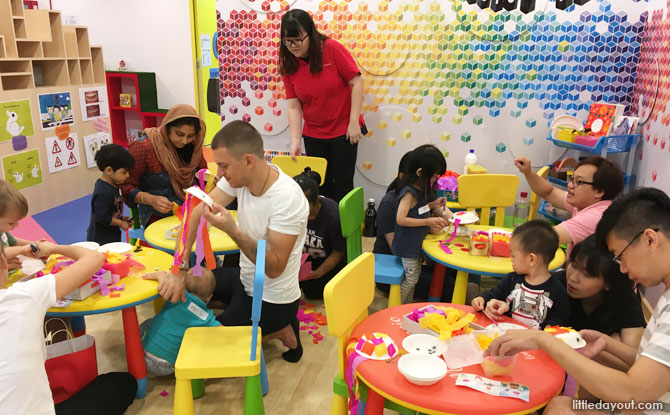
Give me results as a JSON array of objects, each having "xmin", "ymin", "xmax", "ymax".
[
  {"xmin": 471, "ymin": 220, "xmax": 569, "ymax": 329},
  {"xmin": 0, "ymin": 180, "xmax": 42, "ymax": 271},
  {"xmin": 87, "ymin": 144, "xmax": 135, "ymax": 245},
  {"xmin": 140, "ymin": 268, "xmax": 221, "ymax": 376}
]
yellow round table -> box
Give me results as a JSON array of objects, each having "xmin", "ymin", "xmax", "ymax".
[
  {"xmin": 42, "ymin": 247, "xmax": 173, "ymax": 399},
  {"xmin": 422, "ymin": 225, "xmax": 566, "ymax": 305},
  {"xmin": 143, "ymin": 212, "xmax": 239, "ymax": 255}
]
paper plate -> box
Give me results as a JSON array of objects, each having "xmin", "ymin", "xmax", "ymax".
[
  {"xmin": 98, "ymin": 242, "xmax": 133, "ymax": 255},
  {"xmin": 71, "ymin": 241, "xmax": 100, "ymax": 250},
  {"xmin": 550, "ymin": 115, "xmax": 583, "ymax": 131},
  {"xmin": 402, "ymin": 334, "xmax": 448, "ymax": 357},
  {"xmin": 354, "ymin": 332, "xmax": 399, "ymax": 360},
  {"xmin": 449, "ymin": 210, "xmax": 479, "ymax": 225},
  {"xmin": 184, "ymin": 186, "xmax": 214, "ymax": 208},
  {"xmin": 555, "ymin": 331, "xmax": 587, "ymax": 349}
]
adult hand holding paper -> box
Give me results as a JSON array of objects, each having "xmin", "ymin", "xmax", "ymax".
[
  {"xmin": 184, "ymin": 186, "xmax": 214, "ymax": 208},
  {"xmin": 203, "ymin": 201, "xmax": 236, "ymax": 234}
]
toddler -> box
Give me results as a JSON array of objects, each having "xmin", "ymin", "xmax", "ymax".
[
  {"xmin": 87, "ymin": 144, "xmax": 135, "ymax": 245},
  {"xmin": 0, "ymin": 179, "xmax": 41, "ymax": 271},
  {"xmin": 140, "ymin": 268, "xmax": 220, "ymax": 376},
  {"xmin": 471, "ymin": 220, "xmax": 569, "ymax": 329},
  {"xmin": 392, "ymin": 145, "xmax": 453, "ymax": 303}
]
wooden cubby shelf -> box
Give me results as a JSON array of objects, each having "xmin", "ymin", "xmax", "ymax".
[{"xmin": 0, "ymin": 1, "xmax": 104, "ymax": 92}]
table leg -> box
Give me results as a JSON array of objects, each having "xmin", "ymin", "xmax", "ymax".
[
  {"xmin": 71, "ymin": 316, "xmax": 86, "ymax": 337},
  {"xmin": 121, "ymin": 306, "xmax": 147, "ymax": 399},
  {"xmin": 451, "ymin": 270, "xmax": 469, "ymax": 305},
  {"xmin": 364, "ymin": 388, "xmax": 385, "ymax": 414},
  {"xmin": 427, "ymin": 264, "xmax": 446, "ymax": 301}
]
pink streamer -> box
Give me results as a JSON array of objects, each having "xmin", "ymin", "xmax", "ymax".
[
  {"xmin": 173, "ymin": 195, "xmax": 193, "ymax": 269},
  {"xmin": 443, "ymin": 218, "xmax": 461, "ymax": 243},
  {"xmin": 193, "ymin": 214, "xmax": 206, "ymax": 276},
  {"xmin": 439, "ymin": 240, "xmax": 453, "ymax": 255},
  {"xmin": 344, "ymin": 354, "xmax": 367, "ymax": 415}
]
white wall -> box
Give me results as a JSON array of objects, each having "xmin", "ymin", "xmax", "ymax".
[{"xmin": 39, "ymin": 0, "xmax": 196, "ymax": 109}]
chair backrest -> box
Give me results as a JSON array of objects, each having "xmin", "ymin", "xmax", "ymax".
[
  {"xmin": 338, "ymin": 187, "xmax": 364, "ymax": 263},
  {"xmin": 271, "ymin": 155, "xmax": 328, "ymax": 185},
  {"xmin": 323, "ymin": 252, "xmax": 375, "ymax": 377},
  {"xmin": 528, "ymin": 166, "xmax": 550, "ymax": 221},
  {"xmin": 250, "ymin": 239, "xmax": 266, "ymax": 361},
  {"xmin": 457, "ymin": 174, "xmax": 520, "ymax": 226}
]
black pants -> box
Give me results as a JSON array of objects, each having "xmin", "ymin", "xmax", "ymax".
[
  {"xmin": 55, "ymin": 372, "xmax": 137, "ymax": 415},
  {"xmin": 212, "ymin": 266, "xmax": 299, "ymax": 334},
  {"xmin": 299, "ymin": 261, "xmax": 345, "ymax": 300},
  {"xmin": 303, "ymin": 134, "xmax": 359, "ymax": 202}
]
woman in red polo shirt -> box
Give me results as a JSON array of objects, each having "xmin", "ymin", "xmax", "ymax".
[{"xmin": 279, "ymin": 9, "xmax": 365, "ymax": 202}]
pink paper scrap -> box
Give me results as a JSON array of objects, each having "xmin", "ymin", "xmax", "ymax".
[{"xmin": 159, "ymin": 390, "xmax": 169, "ymax": 397}]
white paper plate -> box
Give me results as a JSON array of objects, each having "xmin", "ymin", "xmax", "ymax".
[
  {"xmin": 486, "ymin": 322, "xmax": 528, "ymax": 333},
  {"xmin": 449, "ymin": 210, "xmax": 479, "ymax": 225},
  {"xmin": 98, "ymin": 242, "xmax": 133, "ymax": 255},
  {"xmin": 402, "ymin": 334, "xmax": 448, "ymax": 357},
  {"xmin": 71, "ymin": 241, "xmax": 100, "ymax": 250},
  {"xmin": 550, "ymin": 114, "xmax": 584, "ymax": 131},
  {"xmin": 556, "ymin": 332, "xmax": 587, "ymax": 349},
  {"xmin": 184, "ymin": 186, "xmax": 213, "ymax": 208}
]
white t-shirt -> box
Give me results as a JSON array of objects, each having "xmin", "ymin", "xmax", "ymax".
[
  {"xmin": 217, "ymin": 165, "xmax": 309, "ymax": 303},
  {"xmin": 637, "ymin": 289, "xmax": 670, "ymax": 414},
  {"xmin": 0, "ymin": 274, "xmax": 57, "ymax": 415}
]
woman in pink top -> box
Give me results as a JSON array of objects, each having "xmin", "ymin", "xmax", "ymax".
[{"xmin": 514, "ymin": 156, "xmax": 623, "ymax": 258}]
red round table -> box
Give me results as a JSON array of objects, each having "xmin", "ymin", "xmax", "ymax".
[{"xmin": 350, "ymin": 303, "xmax": 566, "ymax": 415}]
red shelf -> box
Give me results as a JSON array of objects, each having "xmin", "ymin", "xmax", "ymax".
[{"xmin": 106, "ymin": 71, "xmax": 167, "ymax": 147}]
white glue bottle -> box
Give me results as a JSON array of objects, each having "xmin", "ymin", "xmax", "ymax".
[{"xmin": 463, "ymin": 148, "xmax": 477, "ymax": 175}]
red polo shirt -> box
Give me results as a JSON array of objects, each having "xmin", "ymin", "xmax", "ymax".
[{"xmin": 282, "ymin": 38, "xmax": 363, "ymax": 139}]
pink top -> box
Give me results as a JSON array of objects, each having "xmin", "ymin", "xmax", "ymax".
[{"xmin": 558, "ymin": 193, "xmax": 612, "ymax": 259}]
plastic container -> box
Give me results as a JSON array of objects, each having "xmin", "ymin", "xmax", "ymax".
[
  {"xmin": 444, "ymin": 333, "xmax": 484, "ymax": 369},
  {"xmin": 480, "ymin": 354, "xmax": 517, "ymax": 377},
  {"xmin": 463, "ymin": 149, "xmax": 477, "ymax": 175},
  {"xmin": 513, "ymin": 191, "xmax": 529, "ymax": 228},
  {"xmin": 363, "ymin": 198, "xmax": 377, "ymax": 237}
]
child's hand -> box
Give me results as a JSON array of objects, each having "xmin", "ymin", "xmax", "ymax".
[
  {"xmin": 142, "ymin": 271, "xmax": 167, "ymax": 282},
  {"xmin": 471, "ymin": 296, "xmax": 485, "ymax": 311},
  {"xmin": 513, "ymin": 157, "xmax": 532, "ymax": 175},
  {"xmin": 428, "ymin": 197, "xmax": 446, "ymax": 210},
  {"xmin": 33, "ymin": 241, "xmax": 57, "ymax": 257},
  {"xmin": 484, "ymin": 299, "xmax": 509, "ymax": 321},
  {"xmin": 120, "ymin": 221, "xmax": 131, "ymax": 231},
  {"xmin": 426, "ymin": 216, "xmax": 448, "ymax": 229}
]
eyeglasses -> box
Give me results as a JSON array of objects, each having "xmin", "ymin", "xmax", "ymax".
[
  {"xmin": 282, "ymin": 34, "xmax": 309, "ymax": 47},
  {"xmin": 612, "ymin": 228, "xmax": 659, "ymax": 265},
  {"xmin": 568, "ymin": 177, "xmax": 594, "ymax": 187}
]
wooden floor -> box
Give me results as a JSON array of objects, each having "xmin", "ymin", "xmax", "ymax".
[{"xmin": 88, "ymin": 237, "xmax": 494, "ymax": 414}]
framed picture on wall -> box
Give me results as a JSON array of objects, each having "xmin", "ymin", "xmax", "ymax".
[
  {"xmin": 79, "ymin": 87, "xmax": 110, "ymax": 122},
  {"xmin": 37, "ymin": 92, "xmax": 74, "ymax": 131}
]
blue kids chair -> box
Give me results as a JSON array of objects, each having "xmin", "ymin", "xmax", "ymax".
[{"xmin": 173, "ymin": 240, "xmax": 269, "ymax": 414}]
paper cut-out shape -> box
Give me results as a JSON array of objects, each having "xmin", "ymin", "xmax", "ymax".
[
  {"xmin": 55, "ymin": 124, "xmax": 70, "ymax": 141},
  {"xmin": 11, "ymin": 135, "xmax": 27, "ymax": 151}
]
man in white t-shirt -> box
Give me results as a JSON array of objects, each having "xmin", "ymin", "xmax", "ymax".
[{"xmin": 163, "ymin": 120, "xmax": 309, "ymax": 362}]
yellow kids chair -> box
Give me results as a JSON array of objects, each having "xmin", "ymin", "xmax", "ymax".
[
  {"xmin": 456, "ymin": 174, "xmax": 520, "ymax": 226},
  {"xmin": 173, "ymin": 240, "xmax": 269, "ymax": 415},
  {"xmin": 324, "ymin": 252, "xmax": 375, "ymax": 415},
  {"xmin": 271, "ymin": 155, "xmax": 327, "ymax": 185},
  {"xmin": 528, "ymin": 166, "xmax": 550, "ymax": 221},
  {"xmin": 339, "ymin": 187, "xmax": 404, "ymax": 308}
]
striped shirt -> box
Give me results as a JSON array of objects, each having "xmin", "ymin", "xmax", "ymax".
[{"xmin": 637, "ymin": 289, "xmax": 670, "ymax": 414}]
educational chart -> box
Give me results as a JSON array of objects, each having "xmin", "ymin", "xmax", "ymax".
[
  {"xmin": 1, "ymin": 149, "xmax": 43, "ymax": 190},
  {"xmin": 83, "ymin": 132, "xmax": 111, "ymax": 168},
  {"xmin": 0, "ymin": 99, "xmax": 34, "ymax": 143},
  {"xmin": 78, "ymin": 87, "xmax": 110, "ymax": 122},
  {"xmin": 37, "ymin": 92, "xmax": 74, "ymax": 131},
  {"xmin": 45, "ymin": 133, "xmax": 81, "ymax": 173}
]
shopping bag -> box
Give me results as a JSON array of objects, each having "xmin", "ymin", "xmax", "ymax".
[{"xmin": 44, "ymin": 323, "xmax": 98, "ymax": 404}]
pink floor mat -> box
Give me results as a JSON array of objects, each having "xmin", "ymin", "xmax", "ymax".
[{"xmin": 12, "ymin": 217, "xmax": 56, "ymax": 243}]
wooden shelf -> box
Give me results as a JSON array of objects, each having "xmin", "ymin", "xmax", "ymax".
[
  {"xmin": 9, "ymin": 0, "xmax": 22, "ymax": 16},
  {"xmin": 79, "ymin": 57, "xmax": 93, "ymax": 84},
  {"xmin": 0, "ymin": 58, "xmax": 30, "ymax": 73},
  {"xmin": 90, "ymin": 45, "xmax": 104, "ymax": 83},
  {"xmin": 75, "ymin": 26, "xmax": 90, "ymax": 58},
  {"xmin": 24, "ymin": 9, "xmax": 51, "ymax": 42},
  {"xmin": 42, "ymin": 10, "xmax": 65, "ymax": 58},
  {"xmin": 0, "ymin": 36, "xmax": 7, "ymax": 58},
  {"xmin": 110, "ymin": 105, "xmax": 139, "ymax": 111},
  {"xmin": 67, "ymin": 58, "xmax": 81, "ymax": 85},
  {"xmin": 16, "ymin": 40, "xmax": 42, "ymax": 58},
  {"xmin": 32, "ymin": 59, "xmax": 68, "ymax": 87},
  {"xmin": 1, "ymin": 73, "xmax": 33, "ymax": 90},
  {"xmin": 13, "ymin": 17, "xmax": 26, "ymax": 39},
  {"xmin": 63, "ymin": 25, "xmax": 77, "ymax": 58}
]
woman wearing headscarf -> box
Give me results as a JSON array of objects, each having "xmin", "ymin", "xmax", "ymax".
[{"xmin": 121, "ymin": 104, "xmax": 207, "ymax": 226}]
